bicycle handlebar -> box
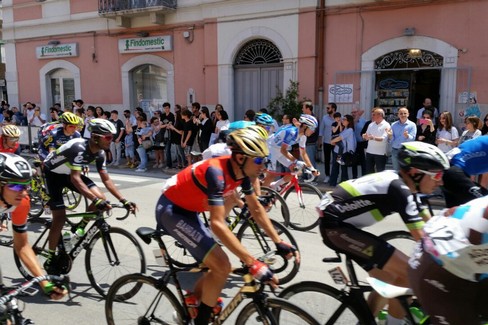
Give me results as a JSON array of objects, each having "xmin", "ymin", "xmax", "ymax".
[
  {"xmin": 105, "ymin": 203, "xmax": 135, "ymax": 221},
  {"xmin": 0, "ymin": 274, "xmax": 69, "ymax": 306}
]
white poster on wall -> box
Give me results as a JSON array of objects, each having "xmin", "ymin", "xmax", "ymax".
[{"xmin": 328, "ymin": 84, "xmax": 353, "ymax": 103}]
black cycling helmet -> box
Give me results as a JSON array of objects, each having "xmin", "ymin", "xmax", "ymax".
[
  {"xmin": 88, "ymin": 118, "xmax": 117, "ymax": 135},
  {"xmin": 217, "ymin": 129, "xmax": 231, "ymax": 143},
  {"xmin": 398, "ymin": 141, "xmax": 450, "ymax": 171},
  {"xmin": 0, "ymin": 153, "xmax": 33, "ymax": 182}
]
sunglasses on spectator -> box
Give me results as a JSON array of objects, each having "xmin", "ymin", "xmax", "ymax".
[
  {"xmin": 94, "ymin": 134, "xmax": 114, "ymax": 141},
  {"xmin": 417, "ymin": 169, "xmax": 443, "ymax": 181},
  {"xmin": 252, "ymin": 156, "xmax": 268, "ymax": 165},
  {"xmin": 5, "ymin": 180, "xmax": 31, "ymax": 192}
]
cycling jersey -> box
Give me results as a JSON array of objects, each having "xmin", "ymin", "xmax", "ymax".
[
  {"xmin": 162, "ymin": 156, "xmax": 253, "ymax": 212},
  {"xmin": 38, "ymin": 125, "xmax": 81, "ymax": 160},
  {"xmin": 267, "ymin": 126, "xmax": 306, "ymax": 170},
  {"xmin": 321, "ymin": 170, "xmax": 428, "ymax": 230},
  {"xmin": 448, "ymin": 135, "xmax": 488, "ymax": 176},
  {"xmin": 43, "ymin": 138, "xmax": 106, "ymax": 175},
  {"xmin": 201, "ymin": 143, "xmax": 231, "ymax": 160},
  {"xmin": 421, "ymin": 196, "xmax": 488, "ymax": 282},
  {"xmin": 9, "ymin": 196, "xmax": 30, "ymax": 233},
  {"xmin": 0, "ymin": 136, "xmax": 19, "ymax": 154}
]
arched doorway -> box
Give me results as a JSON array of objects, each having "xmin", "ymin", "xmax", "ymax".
[
  {"xmin": 233, "ymin": 39, "xmax": 284, "ymax": 119},
  {"xmin": 40, "ymin": 60, "xmax": 81, "ymax": 112},
  {"xmin": 49, "ymin": 68, "xmax": 75, "ymax": 110},
  {"xmin": 131, "ymin": 64, "xmax": 167, "ymax": 117}
]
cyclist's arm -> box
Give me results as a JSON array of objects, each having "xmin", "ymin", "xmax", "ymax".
[
  {"xmin": 280, "ymin": 143, "xmax": 295, "ymax": 162},
  {"xmin": 99, "ymin": 171, "xmax": 124, "ymax": 201}
]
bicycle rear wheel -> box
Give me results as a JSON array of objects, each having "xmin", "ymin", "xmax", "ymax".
[
  {"xmin": 161, "ymin": 233, "xmax": 199, "ymax": 268},
  {"xmin": 63, "ymin": 187, "xmax": 83, "ymax": 211},
  {"xmin": 236, "ymin": 219, "xmax": 300, "ymax": 284},
  {"xmin": 28, "ymin": 185, "xmax": 45, "ymax": 218},
  {"xmin": 85, "ymin": 227, "xmax": 146, "ymax": 297},
  {"xmin": 278, "ymin": 281, "xmax": 371, "ymax": 324},
  {"xmin": 283, "ymin": 183, "xmax": 322, "ymax": 231},
  {"xmin": 105, "ymin": 273, "xmax": 186, "ymax": 325},
  {"xmin": 236, "ymin": 297, "xmax": 320, "ymax": 325}
]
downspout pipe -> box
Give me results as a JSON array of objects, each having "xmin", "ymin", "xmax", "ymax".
[{"xmin": 316, "ymin": 0, "xmax": 326, "ymax": 110}]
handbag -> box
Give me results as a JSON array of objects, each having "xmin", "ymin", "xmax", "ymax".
[
  {"xmin": 142, "ymin": 139, "xmax": 153, "ymax": 150},
  {"xmin": 342, "ymin": 151, "xmax": 357, "ymax": 167}
]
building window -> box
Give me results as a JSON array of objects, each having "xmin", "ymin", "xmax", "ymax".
[
  {"xmin": 234, "ymin": 39, "xmax": 282, "ymax": 66},
  {"xmin": 375, "ymin": 49, "xmax": 443, "ymax": 69},
  {"xmin": 50, "ymin": 68, "xmax": 75, "ymax": 110},
  {"xmin": 131, "ymin": 64, "xmax": 167, "ymax": 117}
]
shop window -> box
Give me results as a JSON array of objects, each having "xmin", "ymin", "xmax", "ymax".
[{"xmin": 131, "ymin": 64, "xmax": 167, "ymax": 117}]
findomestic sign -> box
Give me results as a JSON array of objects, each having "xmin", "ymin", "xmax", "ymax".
[
  {"xmin": 119, "ymin": 36, "xmax": 172, "ymax": 53},
  {"xmin": 36, "ymin": 43, "xmax": 78, "ymax": 59}
]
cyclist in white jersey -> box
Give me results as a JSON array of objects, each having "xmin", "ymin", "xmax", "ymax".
[
  {"xmin": 263, "ymin": 114, "xmax": 319, "ymax": 188},
  {"xmin": 408, "ymin": 195, "xmax": 488, "ymax": 325}
]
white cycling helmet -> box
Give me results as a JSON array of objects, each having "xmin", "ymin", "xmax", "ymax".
[
  {"xmin": 299, "ymin": 114, "xmax": 318, "ymax": 131},
  {"xmin": 88, "ymin": 118, "xmax": 117, "ymax": 135}
]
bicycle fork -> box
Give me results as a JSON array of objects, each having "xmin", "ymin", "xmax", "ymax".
[{"xmin": 99, "ymin": 224, "xmax": 120, "ymax": 267}]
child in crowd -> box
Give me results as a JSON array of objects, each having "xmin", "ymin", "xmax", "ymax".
[
  {"xmin": 181, "ymin": 110, "xmax": 195, "ymax": 167},
  {"xmin": 124, "ymin": 121, "xmax": 135, "ymax": 168},
  {"xmin": 331, "ymin": 112, "xmax": 345, "ymax": 164}
]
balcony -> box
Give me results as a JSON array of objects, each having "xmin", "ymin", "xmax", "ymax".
[{"xmin": 99, "ymin": 0, "xmax": 177, "ymax": 16}]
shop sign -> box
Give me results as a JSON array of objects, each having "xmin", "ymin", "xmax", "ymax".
[
  {"xmin": 328, "ymin": 84, "xmax": 353, "ymax": 103},
  {"xmin": 36, "ymin": 43, "xmax": 78, "ymax": 59},
  {"xmin": 118, "ymin": 36, "xmax": 172, "ymax": 54}
]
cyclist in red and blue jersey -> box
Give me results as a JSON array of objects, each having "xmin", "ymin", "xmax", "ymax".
[
  {"xmin": 318, "ymin": 141, "xmax": 449, "ymax": 324},
  {"xmin": 38, "ymin": 112, "xmax": 83, "ymax": 161},
  {"xmin": 0, "ymin": 125, "xmax": 21, "ymax": 155},
  {"xmin": 409, "ymin": 195, "xmax": 488, "ymax": 325},
  {"xmin": 156, "ymin": 127, "xmax": 298, "ymax": 325},
  {"xmin": 0, "ymin": 153, "xmax": 67, "ymax": 299},
  {"xmin": 442, "ymin": 135, "xmax": 488, "ymax": 207}
]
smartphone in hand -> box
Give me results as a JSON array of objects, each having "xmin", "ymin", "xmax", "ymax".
[{"xmin": 419, "ymin": 118, "xmax": 428, "ymax": 125}]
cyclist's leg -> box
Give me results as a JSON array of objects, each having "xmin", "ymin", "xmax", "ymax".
[{"xmin": 45, "ymin": 171, "xmax": 69, "ymax": 251}]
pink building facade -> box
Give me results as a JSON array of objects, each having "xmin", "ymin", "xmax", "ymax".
[{"xmin": 1, "ymin": 0, "xmax": 486, "ymax": 128}]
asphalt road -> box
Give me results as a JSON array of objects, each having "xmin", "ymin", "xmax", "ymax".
[{"xmin": 0, "ymin": 171, "xmax": 428, "ymax": 324}]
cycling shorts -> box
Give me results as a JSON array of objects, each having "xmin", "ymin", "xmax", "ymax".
[
  {"xmin": 408, "ymin": 243, "xmax": 488, "ymax": 325},
  {"xmin": 44, "ymin": 170, "xmax": 96, "ymax": 210},
  {"xmin": 155, "ymin": 195, "xmax": 217, "ymax": 263},
  {"xmin": 319, "ymin": 216, "xmax": 395, "ymax": 271},
  {"xmin": 268, "ymin": 146, "xmax": 294, "ymax": 171}
]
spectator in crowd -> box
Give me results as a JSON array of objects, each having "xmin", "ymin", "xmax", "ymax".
[
  {"xmin": 150, "ymin": 116, "xmax": 164, "ymax": 168},
  {"xmin": 416, "ymin": 97, "xmax": 439, "ymax": 126},
  {"xmin": 244, "ymin": 109, "xmax": 256, "ymax": 122},
  {"xmin": 215, "ymin": 110, "xmax": 230, "ymax": 135},
  {"xmin": 415, "ymin": 109, "xmax": 436, "ymax": 145},
  {"xmin": 435, "ymin": 111, "xmax": 459, "ymax": 153},
  {"xmin": 329, "ymin": 114, "xmax": 356, "ymax": 186},
  {"xmin": 191, "ymin": 102, "xmax": 201, "ymax": 119},
  {"xmin": 280, "ymin": 114, "xmax": 292, "ymax": 129},
  {"xmin": 95, "ymin": 106, "xmax": 104, "ymax": 118},
  {"xmin": 386, "ymin": 107, "xmax": 417, "ymax": 171},
  {"xmin": 302, "ymin": 101, "xmax": 319, "ymax": 170},
  {"xmin": 135, "ymin": 117, "xmax": 152, "ymax": 172},
  {"xmin": 171, "ymin": 105, "xmax": 185, "ymax": 169},
  {"xmin": 12, "ymin": 107, "xmax": 24, "ymax": 125},
  {"xmin": 351, "ymin": 107, "xmax": 367, "ymax": 178},
  {"xmin": 124, "ymin": 115, "xmax": 135, "ymax": 168},
  {"xmin": 211, "ymin": 103, "xmax": 224, "ymax": 126},
  {"xmin": 181, "ymin": 110, "xmax": 196, "ymax": 166},
  {"xmin": 102, "ymin": 111, "xmax": 111, "ymax": 120},
  {"xmin": 161, "ymin": 102, "xmax": 175, "ymax": 169},
  {"xmin": 123, "ymin": 109, "xmax": 137, "ymax": 131},
  {"xmin": 72, "ymin": 99, "xmax": 84, "ymax": 114},
  {"xmin": 28, "ymin": 106, "xmax": 47, "ymax": 126},
  {"xmin": 50, "ymin": 107, "xmax": 60, "ymax": 123},
  {"xmin": 363, "ymin": 108, "xmax": 390, "ymax": 174},
  {"xmin": 197, "ymin": 106, "xmax": 213, "ymax": 152},
  {"xmin": 458, "ymin": 115, "xmax": 482, "ymax": 146},
  {"xmin": 482, "ymin": 113, "xmax": 488, "ymax": 135},
  {"xmin": 109, "ymin": 110, "xmax": 125, "ymax": 166},
  {"xmin": 83, "ymin": 106, "xmax": 96, "ymax": 139},
  {"xmin": 318, "ymin": 102, "xmax": 337, "ymax": 183}
]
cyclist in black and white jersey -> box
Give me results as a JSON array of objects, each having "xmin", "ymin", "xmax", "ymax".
[
  {"xmin": 42, "ymin": 119, "xmax": 137, "ymax": 274},
  {"xmin": 317, "ymin": 141, "xmax": 449, "ymax": 325}
]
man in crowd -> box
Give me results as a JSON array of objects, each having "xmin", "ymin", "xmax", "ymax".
[
  {"xmin": 318, "ymin": 102, "xmax": 336, "ymax": 183},
  {"xmin": 386, "ymin": 107, "xmax": 417, "ymax": 171},
  {"xmin": 363, "ymin": 108, "xmax": 390, "ymax": 174}
]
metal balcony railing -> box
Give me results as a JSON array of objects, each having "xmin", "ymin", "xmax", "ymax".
[{"xmin": 99, "ymin": 0, "xmax": 177, "ymax": 14}]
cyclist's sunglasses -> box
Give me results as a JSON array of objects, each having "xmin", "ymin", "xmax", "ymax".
[
  {"xmin": 94, "ymin": 134, "xmax": 114, "ymax": 141},
  {"xmin": 252, "ymin": 156, "xmax": 268, "ymax": 165},
  {"xmin": 6, "ymin": 137, "xmax": 19, "ymax": 142},
  {"xmin": 5, "ymin": 180, "xmax": 31, "ymax": 192},
  {"xmin": 417, "ymin": 169, "xmax": 443, "ymax": 181}
]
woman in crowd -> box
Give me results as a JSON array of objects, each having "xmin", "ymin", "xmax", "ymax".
[
  {"xmin": 415, "ymin": 109, "xmax": 436, "ymax": 145},
  {"xmin": 458, "ymin": 115, "xmax": 482, "ymax": 146},
  {"xmin": 481, "ymin": 113, "xmax": 488, "ymax": 135},
  {"xmin": 215, "ymin": 110, "xmax": 230, "ymax": 135},
  {"xmin": 435, "ymin": 111, "xmax": 459, "ymax": 153},
  {"xmin": 95, "ymin": 106, "xmax": 104, "ymax": 118},
  {"xmin": 150, "ymin": 116, "xmax": 164, "ymax": 168},
  {"xmin": 135, "ymin": 116, "xmax": 152, "ymax": 172},
  {"xmin": 329, "ymin": 114, "xmax": 356, "ymax": 186}
]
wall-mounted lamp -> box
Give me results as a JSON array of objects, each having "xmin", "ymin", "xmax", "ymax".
[
  {"xmin": 47, "ymin": 40, "xmax": 60, "ymax": 46},
  {"xmin": 136, "ymin": 31, "xmax": 149, "ymax": 38},
  {"xmin": 458, "ymin": 48, "xmax": 468, "ymax": 54},
  {"xmin": 183, "ymin": 26, "xmax": 194, "ymax": 43},
  {"xmin": 404, "ymin": 27, "xmax": 416, "ymax": 37},
  {"xmin": 408, "ymin": 48, "xmax": 422, "ymax": 59}
]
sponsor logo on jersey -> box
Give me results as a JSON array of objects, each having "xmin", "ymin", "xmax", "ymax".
[
  {"xmin": 334, "ymin": 199, "xmax": 374, "ymax": 213},
  {"xmin": 459, "ymin": 151, "xmax": 486, "ymax": 162},
  {"xmin": 48, "ymin": 154, "xmax": 66, "ymax": 165}
]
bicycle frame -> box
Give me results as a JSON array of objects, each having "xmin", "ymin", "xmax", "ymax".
[{"xmin": 266, "ymin": 170, "xmax": 306, "ymax": 209}]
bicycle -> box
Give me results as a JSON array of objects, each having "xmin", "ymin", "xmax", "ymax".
[
  {"xmin": 28, "ymin": 160, "xmax": 84, "ymax": 219},
  {"xmin": 278, "ymin": 231, "xmax": 419, "ymax": 324},
  {"xmin": 0, "ymin": 274, "xmax": 69, "ymax": 325},
  {"xmin": 105, "ymin": 226, "xmax": 319, "ymax": 325},
  {"xmin": 264, "ymin": 167, "xmax": 322, "ymax": 231},
  {"xmin": 13, "ymin": 204, "xmax": 146, "ymax": 298},
  {"xmin": 164, "ymin": 201, "xmax": 300, "ymax": 284},
  {"xmin": 0, "ymin": 213, "xmax": 13, "ymax": 246}
]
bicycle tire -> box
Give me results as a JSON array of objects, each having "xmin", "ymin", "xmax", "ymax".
[
  {"xmin": 236, "ymin": 297, "xmax": 320, "ymax": 325},
  {"xmin": 13, "ymin": 218, "xmax": 51, "ymax": 280},
  {"xmin": 105, "ymin": 273, "xmax": 186, "ymax": 325},
  {"xmin": 85, "ymin": 227, "xmax": 147, "ymax": 298},
  {"xmin": 161, "ymin": 233, "xmax": 199, "ymax": 268},
  {"xmin": 283, "ymin": 183, "xmax": 322, "ymax": 231},
  {"xmin": 379, "ymin": 230, "xmax": 416, "ymax": 257},
  {"xmin": 28, "ymin": 185, "xmax": 45, "ymax": 219},
  {"xmin": 63, "ymin": 187, "xmax": 83, "ymax": 211},
  {"xmin": 236, "ymin": 219, "xmax": 300, "ymax": 285},
  {"xmin": 0, "ymin": 214, "xmax": 13, "ymax": 246},
  {"xmin": 259, "ymin": 186, "xmax": 290, "ymax": 227},
  {"xmin": 278, "ymin": 281, "xmax": 371, "ymax": 324}
]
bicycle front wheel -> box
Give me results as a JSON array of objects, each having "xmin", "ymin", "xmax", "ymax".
[
  {"xmin": 106, "ymin": 273, "xmax": 186, "ymax": 325},
  {"xmin": 28, "ymin": 185, "xmax": 45, "ymax": 218},
  {"xmin": 284, "ymin": 183, "xmax": 322, "ymax": 231},
  {"xmin": 236, "ymin": 297, "xmax": 320, "ymax": 325},
  {"xmin": 85, "ymin": 227, "xmax": 146, "ymax": 297},
  {"xmin": 63, "ymin": 187, "xmax": 83, "ymax": 211},
  {"xmin": 0, "ymin": 214, "xmax": 13, "ymax": 246},
  {"xmin": 236, "ymin": 219, "xmax": 300, "ymax": 285},
  {"xmin": 279, "ymin": 281, "xmax": 370, "ymax": 324},
  {"xmin": 260, "ymin": 186, "xmax": 290, "ymax": 227}
]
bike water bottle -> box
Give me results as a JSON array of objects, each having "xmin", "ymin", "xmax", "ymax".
[
  {"xmin": 184, "ymin": 291, "xmax": 199, "ymax": 319},
  {"xmin": 377, "ymin": 310, "xmax": 387, "ymax": 325},
  {"xmin": 212, "ymin": 297, "xmax": 224, "ymax": 317},
  {"xmin": 62, "ymin": 232, "xmax": 73, "ymax": 251},
  {"xmin": 409, "ymin": 306, "xmax": 426, "ymax": 323},
  {"xmin": 70, "ymin": 228, "xmax": 85, "ymax": 247}
]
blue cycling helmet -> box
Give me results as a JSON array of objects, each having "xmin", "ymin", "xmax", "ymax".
[
  {"xmin": 228, "ymin": 120, "xmax": 255, "ymax": 131},
  {"xmin": 254, "ymin": 113, "xmax": 274, "ymax": 126}
]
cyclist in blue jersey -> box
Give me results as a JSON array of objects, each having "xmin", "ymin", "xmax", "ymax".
[
  {"xmin": 263, "ymin": 114, "xmax": 320, "ymax": 189},
  {"xmin": 38, "ymin": 112, "xmax": 83, "ymax": 161},
  {"xmin": 442, "ymin": 135, "xmax": 488, "ymax": 207},
  {"xmin": 318, "ymin": 141, "xmax": 449, "ymax": 325},
  {"xmin": 408, "ymin": 195, "xmax": 488, "ymax": 325}
]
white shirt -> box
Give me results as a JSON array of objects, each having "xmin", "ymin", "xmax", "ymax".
[
  {"xmin": 365, "ymin": 119, "xmax": 390, "ymax": 155},
  {"xmin": 436, "ymin": 127, "xmax": 459, "ymax": 153}
]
